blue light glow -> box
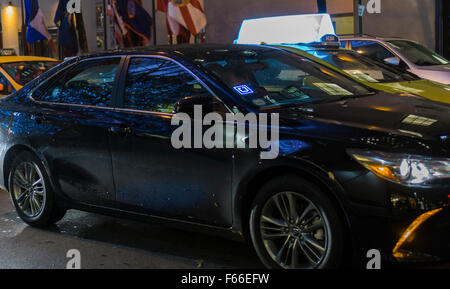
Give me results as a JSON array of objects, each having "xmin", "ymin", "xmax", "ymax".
[
  {"xmin": 233, "ymin": 85, "xmax": 255, "ymax": 95},
  {"xmin": 235, "ymin": 14, "xmax": 336, "ymax": 45}
]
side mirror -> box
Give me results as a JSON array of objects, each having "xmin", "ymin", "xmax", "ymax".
[
  {"xmin": 384, "ymin": 56, "xmax": 400, "ymax": 66},
  {"xmin": 173, "ymin": 94, "xmax": 215, "ymax": 118}
]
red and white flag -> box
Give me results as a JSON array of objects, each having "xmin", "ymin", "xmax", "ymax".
[{"xmin": 159, "ymin": 0, "xmax": 206, "ymax": 36}]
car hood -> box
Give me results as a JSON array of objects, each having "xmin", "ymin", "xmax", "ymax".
[
  {"xmin": 413, "ymin": 65, "xmax": 450, "ymax": 85},
  {"xmin": 278, "ymin": 91, "xmax": 450, "ymax": 143},
  {"xmin": 415, "ymin": 64, "xmax": 450, "ymax": 72},
  {"xmin": 375, "ymin": 80, "xmax": 450, "ymax": 104}
]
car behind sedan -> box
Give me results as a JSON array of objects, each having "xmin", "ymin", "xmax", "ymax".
[
  {"xmin": 0, "ymin": 45, "xmax": 448, "ymax": 269},
  {"xmin": 0, "ymin": 56, "xmax": 59, "ymax": 97}
]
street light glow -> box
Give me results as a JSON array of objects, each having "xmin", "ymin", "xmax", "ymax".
[{"xmin": 6, "ymin": 2, "xmax": 13, "ymax": 16}]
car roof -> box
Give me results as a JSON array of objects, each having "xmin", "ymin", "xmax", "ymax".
[
  {"xmin": 339, "ymin": 35, "xmax": 409, "ymax": 42},
  {"xmin": 69, "ymin": 44, "xmax": 283, "ymax": 62},
  {"xmin": 0, "ymin": 56, "xmax": 58, "ymax": 63}
]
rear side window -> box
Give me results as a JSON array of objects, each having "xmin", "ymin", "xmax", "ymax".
[
  {"xmin": 351, "ymin": 41, "xmax": 395, "ymax": 61},
  {"xmin": 122, "ymin": 57, "xmax": 208, "ymax": 113},
  {"xmin": 34, "ymin": 58, "xmax": 120, "ymax": 107}
]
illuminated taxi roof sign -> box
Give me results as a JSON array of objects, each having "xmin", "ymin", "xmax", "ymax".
[{"xmin": 235, "ymin": 14, "xmax": 336, "ymax": 45}]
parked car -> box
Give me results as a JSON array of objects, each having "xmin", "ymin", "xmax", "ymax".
[
  {"xmin": 340, "ymin": 36, "xmax": 450, "ymax": 85},
  {"xmin": 279, "ymin": 42, "xmax": 450, "ymax": 104},
  {"xmin": 235, "ymin": 14, "xmax": 450, "ymax": 104},
  {"xmin": 0, "ymin": 45, "xmax": 448, "ymax": 269},
  {"xmin": 0, "ymin": 56, "xmax": 60, "ymax": 97}
]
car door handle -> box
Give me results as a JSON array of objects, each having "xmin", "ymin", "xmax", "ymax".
[{"xmin": 109, "ymin": 126, "xmax": 133, "ymax": 135}]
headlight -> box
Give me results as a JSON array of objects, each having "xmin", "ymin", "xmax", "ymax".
[{"xmin": 348, "ymin": 149, "xmax": 450, "ymax": 187}]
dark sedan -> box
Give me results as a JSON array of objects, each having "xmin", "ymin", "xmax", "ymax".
[{"xmin": 0, "ymin": 44, "xmax": 448, "ymax": 269}]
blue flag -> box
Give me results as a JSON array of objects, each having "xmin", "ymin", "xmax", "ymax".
[
  {"xmin": 25, "ymin": 0, "xmax": 51, "ymax": 44},
  {"xmin": 54, "ymin": 0, "xmax": 79, "ymax": 55},
  {"xmin": 116, "ymin": 0, "xmax": 153, "ymax": 42}
]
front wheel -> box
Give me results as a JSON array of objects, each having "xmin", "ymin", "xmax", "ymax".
[
  {"xmin": 249, "ymin": 176, "xmax": 345, "ymax": 269},
  {"xmin": 8, "ymin": 151, "xmax": 66, "ymax": 227}
]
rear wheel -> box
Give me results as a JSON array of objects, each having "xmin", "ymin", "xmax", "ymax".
[
  {"xmin": 249, "ymin": 176, "xmax": 344, "ymax": 269},
  {"xmin": 8, "ymin": 151, "xmax": 66, "ymax": 227}
]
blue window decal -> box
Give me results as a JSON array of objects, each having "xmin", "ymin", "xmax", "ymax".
[{"xmin": 233, "ymin": 85, "xmax": 254, "ymax": 95}]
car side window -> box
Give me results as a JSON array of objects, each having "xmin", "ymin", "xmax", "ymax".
[
  {"xmin": 0, "ymin": 74, "xmax": 14, "ymax": 96},
  {"xmin": 351, "ymin": 40, "xmax": 395, "ymax": 61},
  {"xmin": 339, "ymin": 40, "xmax": 347, "ymax": 49},
  {"xmin": 35, "ymin": 58, "xmax": 120, "ymax": 106},
  {"xmin": 123, "ymin": 57, "xmax": 216, "ymax": 113}
]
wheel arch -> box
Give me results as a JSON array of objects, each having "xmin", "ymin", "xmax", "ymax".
[
  {"xmin": 3, "ymin": 144, "xmax": 53, "ymax": 192},
  {"xmin": 234, "ymin": 162, "xmax": 353, "ymax": 256}
]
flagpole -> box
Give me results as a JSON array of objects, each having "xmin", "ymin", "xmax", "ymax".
[
  {"xmin": 152, "ymin": 0, "xmax": 157, "ymax": 46},
  {"xmin": 103, "ymin": 0, "xmax": 108, "ymax": 50},
  {"xmin": 20, "ymin": 0, "xmax": 27, "ymax": 55}
]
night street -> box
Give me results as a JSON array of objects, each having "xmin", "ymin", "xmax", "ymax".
[
  {"xmin": 0, "ymin": 0, "xmax": 448, "ymax": 274},
  {"xmin": 1, "ymin": 189, "xmax": 448, "ymax": 269},
  {"xmin": 0, "ymin": 190, "xmax": 262, "ymax": 269}
]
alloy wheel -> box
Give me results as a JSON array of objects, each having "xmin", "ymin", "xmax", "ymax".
[
  {"xmin": 260, "ymin": 191, "xmax": 329, "ymax": 269},
  {"xmin": 11, "ymin": 161, "xmax": 46, "ymax": 218}
]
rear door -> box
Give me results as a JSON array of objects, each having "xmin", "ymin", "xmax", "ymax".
[{"xmin": 27, "ymin": 57, "xmax": 123, "ymax": 207}]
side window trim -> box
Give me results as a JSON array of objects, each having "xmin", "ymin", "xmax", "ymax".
[
  {"xmin": 116, "ymin": 55, "xmax": 232, "ymax": 115},
  {"xmin": 29, "ymin": 56, "xmax": 125, "ymax": 109}
]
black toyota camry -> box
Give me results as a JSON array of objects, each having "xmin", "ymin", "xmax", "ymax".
[{"xmin": 0, "ymin": 44, "xmax": 448, "ymax": 269}]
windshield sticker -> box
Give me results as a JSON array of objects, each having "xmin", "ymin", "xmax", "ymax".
[
  {"xmin": 233, "ymin": 85, "xmax": 255, "ymax": 95},
  {"xmin": 344, "ymin": 70, "xmax": 380, "ymax": 83},
  {"xmin": 281, "ymin": 86, "xmax": 310, "ymax": 99},
  {"xmin": 252, "ymin": 99, "xmax": 267, "ymax": 106},
  {"xmin": 313, "ymin": 83, "xmax": 354, "ymax": 96}
]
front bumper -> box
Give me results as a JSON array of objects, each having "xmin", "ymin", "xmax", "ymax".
[{"xmin": 341, "ymin": 172, "xmax": 450, "ymax": 266}]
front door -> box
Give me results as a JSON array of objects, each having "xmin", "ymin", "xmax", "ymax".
[{"xmin": 109, "ymin": 56, "xmax": 234, "ymax": 227}]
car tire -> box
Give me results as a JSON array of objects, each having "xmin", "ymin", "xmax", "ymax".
[
  {"xmin": 8, "ymin": 151, "xmax": 66, "ymax": 228},
  {"xmin": 249, "ymin": 175, "xmax": 344, "ymax": 269}
]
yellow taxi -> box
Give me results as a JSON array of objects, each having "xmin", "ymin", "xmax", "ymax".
[{"xmin": 0, "ymin": 56, "xmax": 60, "ymax": 96}]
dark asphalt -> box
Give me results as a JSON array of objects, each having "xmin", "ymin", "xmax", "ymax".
[
  {"xmin": 0, "ymin": 189, "xmax": 448, "ymax": 269},
  {"xmin": 0, "ymin": 190, "xmax": 262, "ymax": 269}
]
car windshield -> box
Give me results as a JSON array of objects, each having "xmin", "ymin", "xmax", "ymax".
[
  {"xmin": 1, "ymin": 61, "xmax": 60, "ymax": 86},
  {"xmin": 387, "ymin": 40, "xmax": 450, "ymax": 66},
  {"xmin": 198, "ymin": 48, "xmax": 372, "ymax": 110},
  {"xmin": 309, "ymin": 50, "xmax": 419, "ymax": 83}
]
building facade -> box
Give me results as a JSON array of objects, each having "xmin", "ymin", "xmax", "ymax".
[{"xmin": 0, "ymin": 0, "xmax": 446, "ymax": 58}]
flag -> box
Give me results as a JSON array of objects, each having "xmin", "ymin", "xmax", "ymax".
[
  {"xmin": 157, "ymin": 0, "xmax": 191, "ymax": 43},
  {"xmin": 115, "ymin": 0, "xmax": 153, "ymax": 42},
  {"xmin": 55, "ymin": 0, "xmax": 79, "ymax": 55},
  {"xmin": 25, "ymin": 0, "xmax": 52, "ymax": 44},
  {"xmin": 108, "ymin": 0, "xmax": 127, "ymax": 48},
  {"xmin": 166, "ymin": 0, "xmax": 206, "ymax": 36}
]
